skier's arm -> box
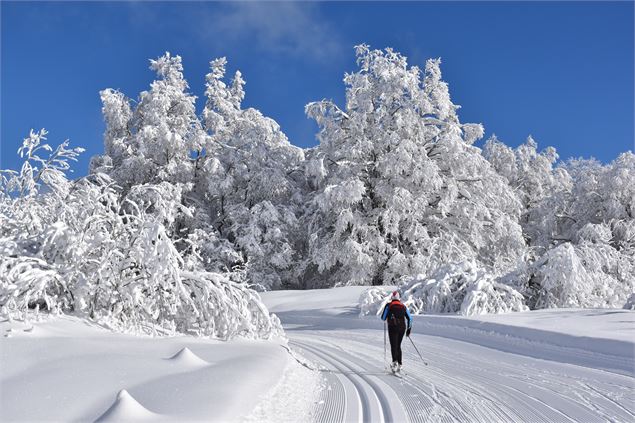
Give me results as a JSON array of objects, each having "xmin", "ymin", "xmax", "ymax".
[{"xmin": 381, "ymin": 304, "xmax": 390, "ymax": 321}]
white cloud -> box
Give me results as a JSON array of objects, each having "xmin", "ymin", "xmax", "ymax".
[{"xmin": 201, "ymin": 2, "xmax": 343, "ymax": 62}]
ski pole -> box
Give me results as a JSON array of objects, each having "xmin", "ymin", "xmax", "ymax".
[
  {"xmin": 383, "ymin": 320, "xmax": 387, "ymax": 368},
  {"xmin": 408, "ymin": 336, "xmax": 428, "ymax": 366}
]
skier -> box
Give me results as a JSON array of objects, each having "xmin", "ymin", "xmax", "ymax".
[{"xmin": 381, "ymin": 291, "xmax": 412, "ymax": 373}]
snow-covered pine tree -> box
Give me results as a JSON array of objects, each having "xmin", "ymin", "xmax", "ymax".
[{"xmin": 303, "ymin": 45, "xmax": 525, "ymax": 288}]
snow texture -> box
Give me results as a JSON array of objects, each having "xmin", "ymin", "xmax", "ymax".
[
  {"xmin": 95, "ymin": 389, "xmax": 159, "ymax": 422},
  {"xmin": 266, "ymin": 286, "xmax": 635, "ymax": 422},
  {"xmin": 0, "ymin": 314, "xmax": 318, "ymax": 422}
]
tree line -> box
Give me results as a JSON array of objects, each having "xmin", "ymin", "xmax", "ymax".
[{"xmin": 1, "ymin": 46, "xmax": 632, "ymax": 334}]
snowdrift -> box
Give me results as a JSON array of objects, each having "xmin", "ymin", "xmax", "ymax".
[
  {"xmin": 95, "ymin": 390, "xmax": 159, "ymax": 422},
  {"xmin": 0, "ymin": 314, "xmax": 320, "ymax": 422}
]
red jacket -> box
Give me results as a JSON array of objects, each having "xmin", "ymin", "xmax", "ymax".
[{"xmin": 381, "ymin": 300, "xmax": 412, "ymax": 329}]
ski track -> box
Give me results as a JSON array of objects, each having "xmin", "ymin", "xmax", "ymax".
[{"xmin": 287, "ymin": 330, "xmax": 635, "ymax": 423}]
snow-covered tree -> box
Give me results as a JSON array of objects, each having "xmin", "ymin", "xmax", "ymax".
[
  {"xmin": 92, "ymin": 53, "xmax": 203, "ymax": 189},
  {"xmin": 197, "ymin": 57, "xmax": 305, "ymax": 289},
  {"xmin": 89, "ymin": 89, "xmax": 133, "ymax": 176},
  {"xmin": 484, "ymin": 135, "xmax": 573, "ymax": 248},
  {"xmin": 1, "ymin": 130, "xmax": 282, "ymax": 339},
  {"xmin": 133, "ymin": 52, "xmax": 203, "ymax": 183},
  {"xmin": 90, "ymin": 53, "xmax": 306, "ymax": 290},
  {"xmin": 302, "ymin": 45, "xmax": 525, "ymax": 287},
  {"xmin": 4, "ymin": 46, "xmax": 632, "ymax": 321},
  {"xmin": 485, "ymin": 137, "xmax": 634, "ymax": 309}
]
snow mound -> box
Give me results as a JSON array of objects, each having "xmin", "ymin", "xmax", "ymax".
[
  {"xmin": 95, "ymin": 389, "xmax": 158, "ymax": 422},
  {"xmin": 165, "ymin": 347, "xmax": 210, "ymax": 367}
]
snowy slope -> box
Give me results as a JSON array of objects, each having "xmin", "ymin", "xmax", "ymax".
[
  {"xmin": 263, "ymin": 286, "xmax": 635, "ymax": 422},
  {"xmin": 2, "ymin": 287, "xmax": 634, "ymax": 422},
  {"xmin": 0, "ymin": 315, "xmax": 321, "ymax": 422}
]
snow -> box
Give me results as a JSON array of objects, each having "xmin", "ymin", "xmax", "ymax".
[
  {"xmin": 166, "ymin": 347, "xmax": 211, "ymax": 367},
  {"xmin": 244, "ymin": 354, "xmax": 325, "ymax": 423},
  {"xmin": 260, "ymin": 285, "xmax": 369, "ymax": 313},
  {"xmin": 408, "ymin": 309, "xmax": 635, "ymax": 376},
  {"xmin": 0, "ymin": 315, "xmax": 321, "ymax": 422},
  {"xmin": 95, "ymin": 389, "xmax": 159, "ymax": 422},
  {"xmin": 2, "ymin": 286, "xmax": 634, "ymax": 422},
  {"xmin": 460, "ymin": 307, "xmax": 635, "ymax": 343},
  {"xmin": 265, "ymin": 286, "xmax": 635, "ymax": 422},
  {"xmin": 265, "ymin": 285, "xmax": 635, "ymax": 343},
  {"xmin": 1, "ymin": 41, "xmax": 633, "ymax": 423}
]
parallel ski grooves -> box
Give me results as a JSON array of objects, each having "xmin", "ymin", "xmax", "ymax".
[
  {"xmin": 296, "ymin": 341, "xmax": 395, "ymax": 423},
  {"xmin": 293, "ymin": 340, "xmax": 391, "ymax": 422},
  {"xmin": 279, "ymin": 314, "xmax": 634, "ymax": 423}
]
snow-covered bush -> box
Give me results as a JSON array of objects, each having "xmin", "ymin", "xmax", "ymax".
[
  {"xmin": 623, "ymin": 293, "xmax": 635, "ymax": 310},
  {"xmin": 524, "ymin": 242, "xmax": 632, "ymax": 310},
  {"xmin": 398, "ymin": 262, "xmax": 526, "ymax": 316},
  {"xmin": 460, "ymin": 278, "xmax": 529, "ymax": 316},
  {"xmin": 527, "ymin": 243, "xmax": 593, "ymax": 309},
  {"xmin": 0, "ymin": 130, "xmax": 282, "ymax": 340},
  {"xmin": 360, "ymin": 261, "xmax": 527, "ymax": 317},
  {"xmin": 359, "ymin": 286, "xmax": 393, "ymax": 316}
]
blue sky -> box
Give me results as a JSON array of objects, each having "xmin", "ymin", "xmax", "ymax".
[{"xmin": 2, "ymin": 1, "xmax": 633, "ymax": 176}]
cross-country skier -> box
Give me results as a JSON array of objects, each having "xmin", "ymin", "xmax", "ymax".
[{"xmin": 381, "ymin": 291, "xmax": 412, "ymax": 373}]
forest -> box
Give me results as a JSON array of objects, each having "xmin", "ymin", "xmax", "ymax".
[{"xmin": 1, "ymin": 46, "xmax": 633, "ymax": 338}]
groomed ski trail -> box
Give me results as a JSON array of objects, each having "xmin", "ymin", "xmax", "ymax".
[
  {"xmin": 264, "ymin": 289, "xmax": 635, "ymax": 423},
  {"xmin": 290, "ymin": 332, "xmax": 634, "ymax": 423}
]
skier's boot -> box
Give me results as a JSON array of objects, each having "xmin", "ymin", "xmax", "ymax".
[{"xmin": 390, "ymin": 361, "xmax": 398, "ymax": 373}]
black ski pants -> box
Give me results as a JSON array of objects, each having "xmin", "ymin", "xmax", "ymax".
[{"xmin": 388, "ymin": 324, "xmax": 406, "ymax": 365}]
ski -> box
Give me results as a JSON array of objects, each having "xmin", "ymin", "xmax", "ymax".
[
  {"xmin": 386, "ymin": 369, "xmax": 408, "ymax": 378},
  {"xmin": 385, "ymin": 365, "xmax": 406, "ymax": 378}
]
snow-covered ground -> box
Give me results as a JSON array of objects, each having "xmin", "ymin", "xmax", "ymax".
[
  {"xmin": 2, "ymin": 286, "xmax": 634, "ymax": 422},
  {"xmin": 0, "ymin": 315, "xmax": 321, "ymax": 422},
  {"xmin": 262, "ymin": 286, "xmax": 635, "ymax": 422}
]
